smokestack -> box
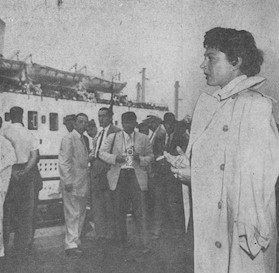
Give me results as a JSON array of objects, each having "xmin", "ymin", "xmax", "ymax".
[{"xmin": 0, "ymin": 19, "xmax": 6, "ymax": 56}]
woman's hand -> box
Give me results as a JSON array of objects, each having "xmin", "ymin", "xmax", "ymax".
[
  {"xmin": 164, "ymin": 146, "xmax": 189, "ymax": 168},
  {"xmin": 164, "ymin": 146, "xmax": 191, "ymax": 182},
  {"xmin": 171, "ymin": 165, "xmax": 191, "ymax": 182}
]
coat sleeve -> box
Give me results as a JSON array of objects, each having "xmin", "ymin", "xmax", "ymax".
[
  {"xmin": 59, "ymin": 135, "xmax": 74, "ymax": 185},
  {"xmin": 238, "ymin": 94, "xmax": 279, "ymax": 258},
  {"xmin": 99, "ymin": 133, "xmax": 117, "ymax": 165},
  {"xmin": 139, "ymin": 136, "xmax": 154, "ymax": 167}
]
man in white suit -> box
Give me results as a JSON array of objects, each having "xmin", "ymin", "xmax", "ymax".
[
  {"xmin": 99, "ymin": 111, "xmax": 153, "ymax": 250},
  {"xmin": 59, "ymin": 113, "xmax": 89, "ymax": 257}
]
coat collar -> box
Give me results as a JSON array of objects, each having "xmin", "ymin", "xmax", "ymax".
[
  {"xmin": 213, "ymin": 76, "xmax": 267, "ymax": 101},
  {"xmin": 186, "ymin": 76, "xmax": 272, "ymax": 159}
]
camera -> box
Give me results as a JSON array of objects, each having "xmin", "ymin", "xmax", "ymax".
[
  {"xmin": 125, "ymin": 146, "xmax": 135, "ymax": 167},
  {"xmin": 126, "ymin": 147, "xmax": 134, "ymax": 156}
]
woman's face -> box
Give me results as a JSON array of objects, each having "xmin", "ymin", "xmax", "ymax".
[{"xmin": 200, "ymin": 48, "xmax": 236, "ymax": 88}]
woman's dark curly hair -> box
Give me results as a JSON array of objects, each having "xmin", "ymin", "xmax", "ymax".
[{"xmin": 204, "ymin": 27, "xmax": 263, "ymax": 77}]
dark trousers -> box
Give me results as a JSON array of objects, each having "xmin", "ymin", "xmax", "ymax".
[
  {"xmin": 153, "ymin": 172, "xmax": 185, "ymax": 235},
  {"xmin": 3, "ymin": 165, "xmax": 41, "ymax": 251},
  {"xmin": 112, "ymin": 169, "xmax": 147, "ymax": 245},
  {"xmin": 91, "ymin": 187, "xmax": 115, "ymax": 239}
]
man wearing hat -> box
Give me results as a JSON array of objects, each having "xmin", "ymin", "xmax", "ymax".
[
  {"xmin": 59, "ymin": 113, "xmax": 90, "ymax": 257},
  {"xmin": 99, "ymin": 111, "xmax": 153, "ymax": 250},
  {"xmin": 2, "ymin": 106, "xmax": 42, "ymax": 257},
  {"xmin": 63, "ymin": 114, "xmax": 89, "ymax": 151},
  {"xmin": 63, "ymin": 114, "xmax": 76, "ymax": 133}
]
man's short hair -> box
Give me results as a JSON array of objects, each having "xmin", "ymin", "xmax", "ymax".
[
  {"xmin": 76, "ymin": 113, "xmax": 88, "ymax": 120},
  {"xmin": 10, "ymin": 106, "xmax": 23, "ymax": 120},
  {"xmin": 163, "ymin": 112, "xmax": 176, "ymax": 124},
  {"xmin": 122, "ymin": 111, "xmax": 137, "ymax": 122},
  {"xmin": 99, "ymin": 107, "xmax": 113, "ymax": 117}
]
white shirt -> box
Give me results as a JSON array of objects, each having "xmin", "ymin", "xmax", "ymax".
[
  {"xmin": 122, "ymin": 131, "xmax": 135, "ymax": 151},
  {"xmin": 95, "ymin": 124, "xmax": 110, "ymax": 157},
  {"xmin": 1, "ymin": 123, "xmax": 39, "ymax": 164},
  {"xmin": 165, "ymin": 132, "xmax": 174, "ymax": 146}
]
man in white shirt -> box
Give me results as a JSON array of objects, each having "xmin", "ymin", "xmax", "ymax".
[
  {"xmin": 2, "ymin": 106, "xmax": 42, "ymax": 257},
  {"xmin": 99, "ymin": 111, "xmax": 153, "ymax": 251}
]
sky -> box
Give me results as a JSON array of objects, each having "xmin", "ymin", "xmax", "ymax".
[
  {"xmin": 0, "ymin": 0, "xmax": 183, "ymax": 110},
  {"xmin": 1, "ymin": 0, "xmax": 279, "ymax": 119}
]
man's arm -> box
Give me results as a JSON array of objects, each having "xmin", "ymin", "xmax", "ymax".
[
  {"xmin": 99, "ymin": 133, "xmax": 118, "ymax": 165},
  {"xmin": 23, "ymin": 149, "xmax": 39, "ymax": 174},
  {"xmin": 59, "ymin": 136, "xmax": 74, "ymax": 186}
]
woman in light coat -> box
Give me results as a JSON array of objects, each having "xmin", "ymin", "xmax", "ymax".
[{"xmin": 171, "ymin": 27, "xmax": 279, "ymax": 273}]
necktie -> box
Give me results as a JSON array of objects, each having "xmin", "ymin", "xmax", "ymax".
[
  {"xmin": 127, "ymin": 134, "xmax": 133, "ymax": 147},
  {"xmin": 166, "ymin": 134, "xmax": 171, "ymax": 151},
  {"xmin": 96, "ymin": 129, "xmax": 105, "ymax": 158}
]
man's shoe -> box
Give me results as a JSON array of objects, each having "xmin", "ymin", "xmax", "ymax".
[{"xmin": 65, "ymin": 248, "xmax": 83, "ymax": 258}]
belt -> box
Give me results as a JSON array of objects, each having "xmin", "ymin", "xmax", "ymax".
[
  {"xmin": 120, "ymin": 168, "xmax": 135, "ymax": 173},
  {"xmin": 13, "ymin": 163, "xmax": 27, "ymax": 170},
  {"xmin": 14, "ymin": 163, "xmax": 27, "ymax": 166}
]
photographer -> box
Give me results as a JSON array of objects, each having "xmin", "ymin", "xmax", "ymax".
[{"xmin": 99, "ymin": 111, "xmax": 153, "ymax": 252}]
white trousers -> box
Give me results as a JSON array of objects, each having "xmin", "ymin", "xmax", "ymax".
[
  {"xmin": 62, "ymin": 191, "xmax": 87, "ymax": 250},
  {"xmin": 0, "ymin": 191, "xmax": 6, "ymax": 257}
]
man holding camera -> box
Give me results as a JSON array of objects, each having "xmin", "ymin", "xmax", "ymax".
[{"xmin": 99, "ymin": 111, "xmax": 153, "ymax": 251}]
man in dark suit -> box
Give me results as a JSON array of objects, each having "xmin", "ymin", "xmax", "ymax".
[
  {"xmin": 89, "ymin": 107, "xmax": 121, "ymax": 241},
  {"xmin": 99, "ymin": 111, "xmax": 153, "ymax": 250},
  {"xmin": 152, "ymin": 112, "xmax": 188, "ymax": 238}
]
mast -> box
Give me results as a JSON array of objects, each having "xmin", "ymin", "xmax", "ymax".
[
  {"xmin": 141, "ymin": 68, "xmax": 146, "ymax": 103},
  {"xmin": 174, "ymin": 81, "xmax": 180, "ymax": 119},
  {"xmin": 0, "ymin": 19, "xmax": 5, "ymax": 56},
  {"xmin": 136, "ymin": 82, "xmax": 141, "ymax": 102}
]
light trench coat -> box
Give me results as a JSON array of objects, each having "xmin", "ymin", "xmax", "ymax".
[{"xmin": 185, "ymin": 76, "xmax": 279, "ymax": 273}]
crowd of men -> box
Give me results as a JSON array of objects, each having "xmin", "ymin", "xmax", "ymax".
[
  {"xmin": 0, "ymin": 105, "xmax": 190, "ymax": 262},
  {"xmin": 59, "ymin": 107, "xmax": 190, "ymax": 257}
]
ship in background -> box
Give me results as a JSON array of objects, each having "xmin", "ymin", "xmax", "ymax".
[{"xmin": 0, "ymin": 18, "xmax": 168, "ymax": 226}]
